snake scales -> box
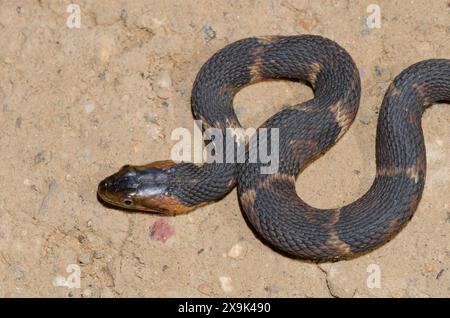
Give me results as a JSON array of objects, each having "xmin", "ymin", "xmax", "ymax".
[{"xmin": 98, "ymin": 35, "xmax": 450, "ymax": 261}]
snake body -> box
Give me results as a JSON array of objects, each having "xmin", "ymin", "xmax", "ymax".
[{"xmin": 98, "ymin": 35, "xmax": 450, "ymax": 261}]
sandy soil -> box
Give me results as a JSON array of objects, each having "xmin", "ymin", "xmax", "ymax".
[{"xmin": 0, "ymin": 0, "xmax": 449, "ymax": 297}]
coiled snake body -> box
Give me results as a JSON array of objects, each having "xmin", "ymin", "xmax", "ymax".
[{"xmin": 98, "ymin": 35, "xmax": 450, "ymax": 261}]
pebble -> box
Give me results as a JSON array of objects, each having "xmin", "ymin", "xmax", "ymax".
[
  {"xmin": 78, "ymin": 253, "xmax": 92, "ymax": 265},
  {"xmin": 77, "ymin": 234, "xmax": 87, "ymax": 244},
  {"xmin": 156, "ymin": 71, "xmax": 172, "ymax": 89},
  {"xmin": 93, "ymin": 250, "xmax": 105, "ymax": 259},
  {"xmin": 324, "ymin": 266, "xmax": 356, "ymax": 297},
  {"xmin": 144, "ymin": 113, "xmax": 159, "ymax": 123},
  {"xmin": 374, "ymin": 65, "xmax": 383, "ymax": 77},
  {"xmin": 147, "ymin": 123, "xmax": 164, "ymax": 140},
  {"xmin": 84, "ymin": 100, "xmax": 95, "ymax": 113},
  {"xmin": 359, "ymin": 114, "xmax": 371, "ymax": 125},
  {"xmin": 436, "ymin": 269, "xmax": 446, "ymax": 280},
  {"xmin": 201, "ymin": 24, "xmax": 216, "ymax": 42},
  {"xmin": 197, "ymin": 283, "xmax": 214, "ymax": 296},
  {"xmin": 14, "ymin": 269, "xmax": 26, "ymax": 280},
  {"xmin": 34, "ymin": 151, "xmax": 46, "ymax": 165},
  {"xmin": 219, "ymin": 276, "xmax": 233, "ymax": 293},
  {"xmin": 298, "ymin": 17, "xmax": 317, "ymax": 32},
  {"xmin": 227, "ymin": 243, "xmax": 246, "ymax": 259}
]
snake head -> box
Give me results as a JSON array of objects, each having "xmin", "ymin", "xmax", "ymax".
[{"xmin": 97, "ymin": 160, "xmax": 192, "ymax": 215}]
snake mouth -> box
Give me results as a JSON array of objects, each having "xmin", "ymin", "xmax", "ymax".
[
  {"xmin": 97, "ymin": 189, "xmax": 168, "ymax": 214},
  {"xmin": 97, "ymin": 179, "xmax": 171, "ymax": 214}
]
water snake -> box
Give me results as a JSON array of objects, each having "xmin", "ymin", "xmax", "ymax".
[{"xmin": 97, "ymin": 35, "xmax": 449, "ymax": 261}]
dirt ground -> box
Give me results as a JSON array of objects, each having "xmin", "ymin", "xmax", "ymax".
[{"xmin": 0, "ymin": 0, "xmax": 449, "ymax": 298}]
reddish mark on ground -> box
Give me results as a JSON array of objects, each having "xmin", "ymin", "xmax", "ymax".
[{"xmin": 150, "ymin": 218, "xmax": 175, "ymax": 242}]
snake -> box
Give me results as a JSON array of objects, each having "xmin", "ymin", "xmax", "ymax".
[{"xmin": 97, "ymin": 35, "xmax": 449, "ymax": 261}]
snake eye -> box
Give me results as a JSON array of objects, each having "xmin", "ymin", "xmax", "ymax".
[{"xmin": 123, "ymin": 198, "xmax": 133, "ymax": 206}]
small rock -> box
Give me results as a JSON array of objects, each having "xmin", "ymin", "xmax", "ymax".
[
  {"xmin": 78, "ymin": 253, "xmax": 92, "ymax": 265},
  {"xmin": 227, "ymin": 243, "xmax": 246, "ymax": 259},
  {"xmin": 161, "ymin": 101, "xmax": 169, "ymax": 108},
  {"xmin": 436, "ymin": 269, "xmax": 446, "ymax": 280},
  {"xmin": 34, "ymin": 151, "xmax": 46, "ymax": 165},
  {"xmin": 359, "ymin": 114, "xmax": 371, "ymax": 125},
  {"xmin": 84, "ymin": 100, "xmax": 95, "ymax": 113},
  {"xmin": 15, "ymin": 117, "xmax": 22, "ymax": 128},
  {"xmin": 156, "ymin": 71, "xmax": 172, "ymax": 89},
  {"xmin": 150, "ymin": 218, "xmax": 175, "ymax": 242},
  {"xmin": 201, "ymin": 24, "xmax": 216, "ymax": 42},
  {"xmin": 324, "ymin": 266, "xmax": 356, "ymax": 297},
  {"xmin": 147, "ymin": 123, "xmax": 164, "ymax": 140},
  {"xmin": 219, "ymin": 276, "xmax": 233, "ymax": 293},
  {"xmin": 144, "ymin": 113, "xmax": 159, "ymax": 123},
  {"xmin": 298, "ymin": 17, "xmax": 317, "ymax": 32},
  {"xmin": 14, "ymin": 269, "xmax": 26, "ymax": 280},
  {"xmin": 374, "ymin": 65, "xmax": 383, "ymax": 77},
  {"xmin": 197, "ymin": 283, "xmax": 214, "ymax": 296},
  {"xmin": 162, "ymin": 264, "xmax": 169, "ymax": 272},
  {"xmin": 93, "ymin": 250, "xmax": 105, "ymax": 259},
  {"xmin": 77, "ymin": 234, "xmax": 88, "ymax": 244},
  {"xmin": 424, "ymin": 263, "xmax": 434, "ymax": 273}
]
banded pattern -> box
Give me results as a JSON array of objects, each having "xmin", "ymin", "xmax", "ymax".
[{"xmin": 98, "ymin": 35, "xmax": 450, "ymax": 261}]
